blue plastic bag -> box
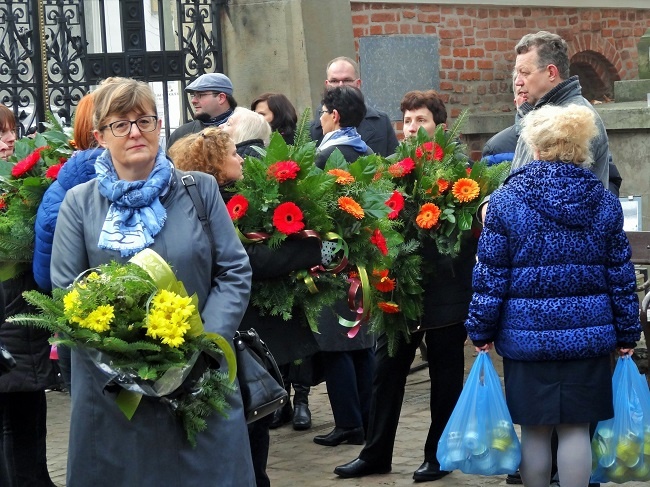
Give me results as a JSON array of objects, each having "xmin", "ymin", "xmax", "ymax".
[
  {"xmin": 591, "ymin": 355, "xmax": 650, "ymax": 483},
  {"xmin": 437, "ymin": 351, "xmax": 521, "ymax": 475}
]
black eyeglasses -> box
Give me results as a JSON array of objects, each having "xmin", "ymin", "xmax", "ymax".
[
  {"xmin": 190, "ymin": 92, "xmax": 218, "ymax": 100},
  {"xmin": 100, "ymin": 115, "xmax": 158, "ymax": 137},
  {"xmin": 318, "ymin": 108, "xmax": 331, "ymax": 116}
]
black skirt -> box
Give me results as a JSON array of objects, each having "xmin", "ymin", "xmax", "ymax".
[{"xmin": 503, "ymin": 355, "xmax": 613, "ymax": 425}]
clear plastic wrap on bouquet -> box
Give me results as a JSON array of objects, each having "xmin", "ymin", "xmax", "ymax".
[
  {"xmin": 437, "ymin": 351, "xmax": 521, "ymax": 475},
  {"xmin": 591, "ymin": 355, "xmax": 650, "ymax": 483}
]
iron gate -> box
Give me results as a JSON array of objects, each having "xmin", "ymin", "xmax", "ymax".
[{"xmin": 0, "ymin": 0, "xmax": 226, "ymax": 140}]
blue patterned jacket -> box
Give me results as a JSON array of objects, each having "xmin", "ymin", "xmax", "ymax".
[
  {"xmin": 32, "ymin": 148, "xmax": 102, "ymax": 290},
  {"xmin": 465, "ymin": 160, "xmax": 640, "ymax": 361}
]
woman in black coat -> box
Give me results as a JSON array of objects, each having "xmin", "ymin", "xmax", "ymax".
[
  {"xmin": 171, "ymin": 127, "xmax": 321, "ymax": 487},
  {"xmin": 0, "ymin": 270, "xmax": 56, "ymax": 487},
  {"xmin": 311, "ymin": 86, "xmax": 376, "ymax": 448}
]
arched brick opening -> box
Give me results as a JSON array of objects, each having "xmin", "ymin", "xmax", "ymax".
[{"xmin": 570, "ymin": 50, "xmax": 621, "ymax": 102}]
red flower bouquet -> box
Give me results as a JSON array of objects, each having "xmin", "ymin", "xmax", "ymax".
[
  {"xmin": 0, "ymin": 115, "xmax": 74, "ymax": 279},
  {"xmin": 367, "ymin": 111, "xmax": 510, "ymax": 353}
]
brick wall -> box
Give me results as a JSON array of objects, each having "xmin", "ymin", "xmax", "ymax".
[{"xmin": 351, "ymin": 2, "xmax": 650, "ymax": 121}]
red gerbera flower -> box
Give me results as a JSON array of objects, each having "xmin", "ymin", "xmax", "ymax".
[
  {"xmin": 372, "ymin": 269, "xmax": 395, "ymax": 292},
  {"xmin": 388, "ymin": 157, "xmax": 415, "ymax": 177},
  {"xmin": 415, "ymin": 141, "xmax": 444, "ymax": 161},
  {"xmin": 370, "ymin": 228, "xmax": 388, "ymax": 256},
  {"xmin": 273, "ymin": 202, "xmax": 305, "ymax": 235},
  {"xmin": 0, "ymin": 198, "xmax": 6, "ymax": 211},
  {"xmin": 226, "ymin": 194, "xmax": 249, "ymax": 221},
  {"xmin": 267, "ymin": 160, "xmax": 300, "ymax": 182},
  {"xmin": 11, "ymin": 151, "xmax": 42, "ymax": 177},
  {"xmin": 45, "ymin": 162, "xmax": 65, "ymax": 180},
  {"xmin": 377, "ymin": 301, "xmax": 400, "ymax": 314},
  {"xmin": 385, "ymin": 191, "xmax": 404, "ymax": 219}
]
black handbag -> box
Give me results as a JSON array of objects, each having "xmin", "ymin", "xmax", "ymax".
[
  {"xmin": 182, "ymin": 174, "xmax": 288, "ymax": 423},
  {"xmin": 234, "ymin": 329, "xmax": 288, "ymax": 423}
]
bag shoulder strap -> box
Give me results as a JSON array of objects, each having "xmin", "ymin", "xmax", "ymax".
[{"xmin": 181, "ymin": 173, "xmax": 215, "ymax": 262}]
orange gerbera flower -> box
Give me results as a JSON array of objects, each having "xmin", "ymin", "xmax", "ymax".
[
  {"xmin": 338, "ymin": 196, "xmax": 364, "ymax": 219},
  {"xmin": 372, "ymin": 269, "xmax": 396, "ymax": 292},
  {"xmin": 416, "ymin": 203, "xmax": 441, "ymax": 229},
  {"xmin": 377, "ymin": 301, "xmax": 400, "ymax": 314},
  {"xmin": 452, "ymin": 178, "xmax": 480, "ymax": 203},
  {"xmin": 437, "ymin": 179, "xmax": 449, "ymax": 193},
  {"xmin": 328, "ymin": 169, "xmax": 355, "ymax": 184}
]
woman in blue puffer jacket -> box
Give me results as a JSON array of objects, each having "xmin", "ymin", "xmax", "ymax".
[
  {"xmin": 465, "ymin": 104, "xmax": 640, "ymax": 487},
  {"xmin": 33, "ymin": 93, "xmax": 101, "ymax": 391}
]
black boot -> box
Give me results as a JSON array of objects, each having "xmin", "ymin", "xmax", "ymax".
[{"xmin": 292, "ymin": 383, "xmax": 311, "ymax": 430}]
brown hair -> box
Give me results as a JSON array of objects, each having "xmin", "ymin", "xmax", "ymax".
[
  {"xmin": 0, "ymin": 105, "xmax": 16, "ymax": 132},
  {"xmin": 399, "ymin": 90, "xmax": 447, "ymax": 125},
  {"xmin": 170, "ymin": 127, "xmax": 234, "ymax": 185},
  {"xmin": 72, "ymin": 93, "xmax": 97, "ymax": 150},
  {"xmin": 92, "ymin": 77, "xmax": 157, "ymax": 130},
  {"xmin": 520, "ymin": 104, "xmax": 597, "ymax": 166}
]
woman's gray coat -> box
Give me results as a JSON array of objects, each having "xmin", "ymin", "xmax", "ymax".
[{"xmin": 51, "ymin": 170, "xmax": 255, "ymax": 487}]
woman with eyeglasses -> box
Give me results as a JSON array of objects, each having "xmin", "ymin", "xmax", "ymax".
[
  {"xmin": 311, "ymin": 85, "xmax": 376, "ymax": 448},
  {"xmin": 0, "ymin": 105, "xmax": 17, "ymax": 160},
  {"xmin": 50, "ymin": 77, "xmax": 255, "ymax": 486}
]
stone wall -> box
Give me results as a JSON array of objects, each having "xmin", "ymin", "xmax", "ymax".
[{"xmin": 350, "ymin": 2, "xmax": 650, "ymax": 118}]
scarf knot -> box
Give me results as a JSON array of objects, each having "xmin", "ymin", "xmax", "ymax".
[{"xmin": 95, "ymin": 148, "xmax": 172, "ymax": 257}]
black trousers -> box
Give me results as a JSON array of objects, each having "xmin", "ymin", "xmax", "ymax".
[
  {"xmin": 359, "ymin": 323, "xmax": 466, "ymax": 466},
  {"xmin": 0, "ymin": 391, "xmax": 55, "ymax": 487},
  {"xmin": 322, "ymin": 348, "xmax": 375, "ymax": 429}
]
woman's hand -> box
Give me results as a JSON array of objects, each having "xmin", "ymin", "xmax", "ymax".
[
  {"xmin": 474, "ymin": 343, "xmax": 493, "ymax": 352},
  {"xmin": 617, "ymin": 347, "xmax": 634, "ymax": 356}
]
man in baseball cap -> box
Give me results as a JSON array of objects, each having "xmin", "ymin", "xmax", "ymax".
[{"xmin": 167, "ymin": 72, "xmax": 238, "ymax": 150}]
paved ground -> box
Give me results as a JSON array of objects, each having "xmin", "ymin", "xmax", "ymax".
[{"xmin": 45, "ymin": 343, "xmax": 648, "ymax": 486}]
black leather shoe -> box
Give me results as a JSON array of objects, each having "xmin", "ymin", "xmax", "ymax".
[
  {"xmin": 292, "ymin": 402, "xmax": 312, "ymax": 430},
  {"xmin": 269, "ymin": 401, "xmax": 292, "ymax": 429},
  {"xmin": 334, "ymin": 458, "xmax": 391, "ymax": 478},
  {"xmin": 506, "ymin": 470, "xmax": 523, "ymax": 485},
  {"xmin": 413, "ymin": 462, "xmax": 451, "ymax": 482},
  {"xmin": 313, "ymin": 426, "xmax": 364, "ymax": 446}
]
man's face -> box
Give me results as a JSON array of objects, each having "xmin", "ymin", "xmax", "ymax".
[
  {"xmin": 514, "ymin": 48, "xmax": 556, "ymax": 106},
  {"xmin": 325, "ymin": 61, "xmax": 361, "ymax": 89},
  {"xmin": 403, "ymin": 107, "xmax": 437, "ymax": 138},
  {"xmin": 190, "ymin": 91, "xmax": 226, "ymax": 119}
]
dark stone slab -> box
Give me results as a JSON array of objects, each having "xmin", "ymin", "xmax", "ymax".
[{"xmin": 359, "ymin": 35, "xmax": 440, "ymax": 121}]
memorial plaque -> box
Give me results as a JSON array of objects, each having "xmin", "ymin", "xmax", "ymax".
[{"xmin": 359, "ymin": 35, "xmax": 440, "ymax": 121}]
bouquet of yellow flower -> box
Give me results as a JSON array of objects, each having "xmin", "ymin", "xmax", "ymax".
[
  {"xmin": 368, "ymin": 111, "xmax": 510, "ymax": 352},
  {"xmin": 10, "ymin": 249, "xmax": 237, "ymax": 447},
  {"xmin": 0, "ymin": 113, "xmax": 74, "ymax": 280}
]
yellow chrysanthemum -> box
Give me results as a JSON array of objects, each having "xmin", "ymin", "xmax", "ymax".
[
  {"xmin": 78, "ymin": 305, "xmax": 114, "ymax": 333},
  {"xmin": 63, "ymin": 289, "xmax": 81, "ymax": 314},
  {"xmin": 86, "ymin": 272, "xmax": 101, "ymax": 281},
  {"xmin": 338, "ymin": 196, "xmax": 364, "ymax": 219},
  {"xmin": 146, "ymin": 290, "xmax": 195, "ymax": 348},
  {"xmin": 452, "ymin": 178, "xmax": 480, "ymax": 203}
]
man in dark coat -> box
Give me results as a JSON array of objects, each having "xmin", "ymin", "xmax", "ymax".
[
  {"xmin": 310, "ymin": 56, "xmax": 398, "ymax": 157},
  {"xmin": 334, "ymin": 90, "xmax": 474, "ymax": 482},
  {"xmin": 167, "ymin": 73, "xmax": 238, "ymax": 150}
]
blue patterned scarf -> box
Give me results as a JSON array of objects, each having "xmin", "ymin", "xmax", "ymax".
[
  {"xmin": 95, "ymin": 148, "xmax": 172, "ymax": 257},
  {"xmin": 318, "ymin": 126, "xmax": 368, "ymax": 154}
]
